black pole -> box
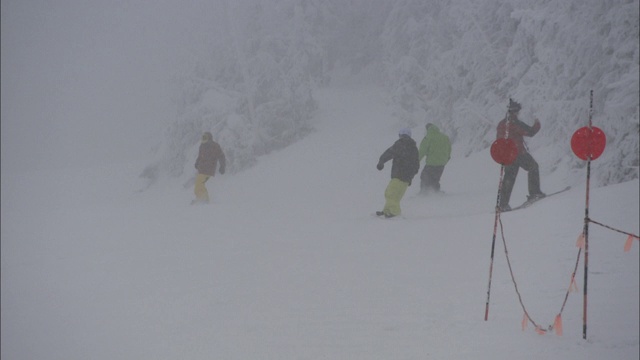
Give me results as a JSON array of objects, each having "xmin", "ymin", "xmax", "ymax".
[
  {"xmin": 485, "ymin": 164, "xmax": 504, "ymax": 321},
  {"xmin": 582, "ymin": 90, "xmax": 594, "ymax": 340},
  {"xmin": 485, "ymin": 100, "xmax": 512, "ymax": 321}
]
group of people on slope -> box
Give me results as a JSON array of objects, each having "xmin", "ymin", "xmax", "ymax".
[
  {"xmin": 374, "ymin": 123, "xmax": 452, "ymax": 218},
  {"xmin": 375, "ymin": 98, "xmax": 544, "ymax": 218},
  {"xmin": 192, "ymin": 99, "xmax": 544, "ymax": 216}
]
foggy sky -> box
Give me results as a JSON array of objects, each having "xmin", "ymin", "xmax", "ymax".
[{"xmin": 1, "ymin": 0, "xmax": 223, "ymax": 171}]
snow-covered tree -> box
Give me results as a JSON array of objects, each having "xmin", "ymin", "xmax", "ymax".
[
  {"xmin": 144, "ymin": 0, "xmax": 638, "ymax": 188},
  {"xmin": 380, "ymin": 0, "xmax": 638, "ymax": 185}
]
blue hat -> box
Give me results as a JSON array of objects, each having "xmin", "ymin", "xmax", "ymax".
[{"xmin": 399, "ymin": 128, "xmax": 412, "ymax": 137}]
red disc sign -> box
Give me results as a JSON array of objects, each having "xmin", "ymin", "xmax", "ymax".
[
  {"xmin": 490, "ymin": 138, "xmax": 518, "ymax": 165},
  {"xmin": 571, "ymin": 126, "xmax": 606, "ymax": 160}
]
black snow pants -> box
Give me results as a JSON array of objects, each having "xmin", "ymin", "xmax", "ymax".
[
  {"xmin": 420, "ymin": 165, "xmax": 445, "ymax": 193},
  {"xmin": 499, "ymin": 152, "xmax": 541, "ymax": 208}
]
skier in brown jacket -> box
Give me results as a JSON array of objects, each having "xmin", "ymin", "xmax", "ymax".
[{"xmin": 193, "ymin": 132, "xmax": 226, "ymax": 204}]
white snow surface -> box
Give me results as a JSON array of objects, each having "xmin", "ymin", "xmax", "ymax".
[{"xmin": 2, "ymin": 87, "xmax": 638, "ymax": 359}]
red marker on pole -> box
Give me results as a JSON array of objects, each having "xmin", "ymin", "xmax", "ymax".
[{"xmin": 571, "ymin": 90, "xmax": 606, "ymax": 340}]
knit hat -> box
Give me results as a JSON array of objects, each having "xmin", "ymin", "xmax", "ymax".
[
  {"xmin": 201, "ymin": 132, "xmax": 213, "ymax": 143},
  {"xmin": 508, "ymin": 99, "xmax": 522, "ymax": 112},
  {"xmin": 399, "ymin": 128, "xmax": 412, "ymax": 137}
]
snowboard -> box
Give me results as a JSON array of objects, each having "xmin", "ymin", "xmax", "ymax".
[
  {"xmin": 373, "ymin": 211, "xmax": 402, "ymax": 219},
  {"xmin": 505, "ymin": 186, "xmax": 571, "ymax": 212}
]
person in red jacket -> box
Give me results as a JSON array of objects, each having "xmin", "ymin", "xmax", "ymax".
[
  {"xmin": 193, "ymin": 132, "xmax": 226, "ymax": 205},
  {"xmin": 497, "ymin": 99, "xmax": 545, "ymax": 211}
]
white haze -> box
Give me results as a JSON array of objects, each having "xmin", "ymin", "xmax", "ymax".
[
  {"xmin": 1, "ymin": 86, "xmax": 638, "ymax": 359},
  {"xmin": 1, "ymin": 0, "xmax": 221, "ymax": 170},
  {"xmin": 1, "ymin": 0, "xmax": 639, "ymax": 359},
  {"xmin": 2, "ymin": 1, "xmax": 637, "ymax": 181},
  {"xmin": 146, "ymin": 0, "xmax": 638, "ymax": 187}
]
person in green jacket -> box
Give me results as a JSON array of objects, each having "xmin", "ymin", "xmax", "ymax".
[{"xmin": 418, "ymin": 123, "xmax": 451, "ymax": 195}]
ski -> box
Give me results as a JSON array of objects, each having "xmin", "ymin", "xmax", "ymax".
[{"xmin": 504, "ymin": 186, "xmax": 571, "ymax": 212}]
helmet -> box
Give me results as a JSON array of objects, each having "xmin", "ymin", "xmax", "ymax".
[
  {"xmin": 508, "ymin": 99, "xmax": 521, "ymax": 112},
  {"xmin": 399, "ymin": 128, "xmax": 412, "ymax": 137}
]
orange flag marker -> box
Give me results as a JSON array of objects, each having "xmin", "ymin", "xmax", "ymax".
[
  {"xmin": 535, "ymin": 325, "xmax": 546, "ymax": 335},
  {"xmin": 570, "ymin": 277, "xmax": 579, "ymax": 292},
  {"xmin": 576, "ymin": 233, "xmax": 585, "ymax": 248},
  {"xmin": 521, "ymin": 313, "xmax": 528, "ymax": 331},
  {"xmin": 624, "ymin": 235, "xmax": 638, "ymax": 252},
  {"xmin": 554, "ymin": 314, "xmax": 563, "ymax": 336}
]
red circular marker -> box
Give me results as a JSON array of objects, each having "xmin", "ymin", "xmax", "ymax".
[
  {"xmin": 571, "ymin": 126, "xmax": 606, "ymax": 160},
  {"xmin": 490, "ymin": 138, "xmax": 518, "ymax": 165}
]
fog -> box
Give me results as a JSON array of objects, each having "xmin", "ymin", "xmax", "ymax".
[
  {"xmin": 1, "ymin": 1, "xmax": 638, "ymax": 358},
  {"xmin": 3, "ymin": 0, "xmax": 637, "ymax": 186},
  {"xmin": 1, "ymin": 0, "xmax": 222, "ymax": 170}
]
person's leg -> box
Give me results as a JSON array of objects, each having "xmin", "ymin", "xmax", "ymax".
[
  {"xmin": 194, "ymin": 174, "xmax": 211, "ymax": 203},
  {"xmin": 420, "ymin": 166, "xmax": 429, "ymax": 193},
  {"xmin": 430, "ymin": 165, "xmax": 445, "ymax": 192},
  {"xmin": 499, "ymin": 163, "xmax": 520, "ymax": 209},
  {"xmin": 383, "ymin": 178, "xmax": 409, "ymax": 216},
  {"xmin": 519, "ymin": 152, "xmax": 542, "ymax": 196}
]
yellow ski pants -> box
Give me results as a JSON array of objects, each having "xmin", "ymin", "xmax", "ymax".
[
  {"xmin": 383, "ymin": 178, "xmax": 409, "ymax": 216},
  {"xmin": 194, "ymin": 174, "xmax": 211, "ymax": 203}
]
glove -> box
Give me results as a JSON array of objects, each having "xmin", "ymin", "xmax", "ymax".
[
  {"xmin": 377, "ymin": 163, "xmax": 384, "ymax": 170},
  {"xmin": 219, "ymin": 167, "xmax": 225, "ymax": 175}
]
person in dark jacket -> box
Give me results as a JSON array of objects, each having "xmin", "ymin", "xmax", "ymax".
[
  {"xmin": 376, "ymin": 128, "xmax": 420, "ymax": 218},
  {"xmin": 418, "ymin": 123, "xmax": 451, "ymax": 194},
  {"xmin": 497, "ymin": 99, "xmax": 545, "ymax": 211},
  {"xmin": 193, "ymin": 132, "xmax": 226, "ymax": 204}
]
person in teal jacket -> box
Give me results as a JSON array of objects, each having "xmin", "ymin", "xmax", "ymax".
[{"xmin": 418, "ymin": 123, "xmax": 451, "ymax": 194}]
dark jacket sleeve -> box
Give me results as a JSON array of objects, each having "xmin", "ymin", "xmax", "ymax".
[
  {"xmin": 378, "ymin": 146, "xmax": 395, "ymax": 165},
  {"xmin": 514, "ymin": 118, "xmax": 540, "ymax": 137}
]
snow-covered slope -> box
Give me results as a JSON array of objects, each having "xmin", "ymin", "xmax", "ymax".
[{"xmin": 1, "ymin": 87, "xmax": 638, "ymax": 359}]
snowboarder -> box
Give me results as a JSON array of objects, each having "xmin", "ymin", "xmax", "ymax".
[
  {"xmin": 376, "ymin": 128, "xmax": 420, "ymax": 218},
  {"xmin": 497, "ymin": 99, "xmax": 545, "ymax": 211},
  {"xmin": 418, "ymin": 123, "xmax": 451, "ymax": 195},
  {"xmin": 193, "ymin": 132, "xmax": 226, "ymax": 205}
]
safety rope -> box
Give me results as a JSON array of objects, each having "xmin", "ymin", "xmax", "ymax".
[
  {"xmin": 587, "ymin": 218, "xmax": 640, "ymax": 239},
  {"xmin": 498, "ymin": 217, "xmax": 582, "ymax": 333}
]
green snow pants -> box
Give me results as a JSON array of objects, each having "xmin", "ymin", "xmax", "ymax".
[{"xmin": 383, "ymin": 178, "xmax": 410, "ymax": 217}]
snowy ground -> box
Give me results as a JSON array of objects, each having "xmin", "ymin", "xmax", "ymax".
[{"xmin": 2, "ymin": 87, "xmax": 638, "ymax": 359}]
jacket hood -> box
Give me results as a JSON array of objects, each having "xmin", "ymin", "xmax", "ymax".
[{"xmin": 426, "ymin": 123, "xmax": 441, "ymax": 134}]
